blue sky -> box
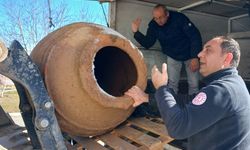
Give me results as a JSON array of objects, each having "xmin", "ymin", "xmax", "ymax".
[
  {"xmin": 0, "ymin": 0, "xmax": 109, "ymax": 51},
  {"xmin": 0, "ymin": 0, "xmax": 109, "ymax": 25},
  {"xmin": 62, "ymin": 0, "xmax": 109, "ymax": 25}
]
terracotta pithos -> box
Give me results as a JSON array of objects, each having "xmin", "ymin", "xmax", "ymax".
[{"xmin": 30, "ymin": 23, "xmax": 147, "ymax": 136}]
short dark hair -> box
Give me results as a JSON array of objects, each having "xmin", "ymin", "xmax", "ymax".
[
  {"xmin": 217, "ymin": 36, "xmax": 241, "ymax": 67},
  {"xmin": 154, "ymin": 4, "xmax": 168, "ymax": 14}
]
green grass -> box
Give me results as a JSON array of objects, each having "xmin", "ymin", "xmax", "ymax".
[{"xmin": 0, "ymin": 90, "xmax": 20, "ymax": 112}]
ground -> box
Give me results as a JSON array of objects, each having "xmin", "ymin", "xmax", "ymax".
[
  {"xmin": 0, "ymin": 89, "xmax": 20, "ymax": 113},
  {"xmin": 0, "ymin": 89, "xmax": 24, "ymax": 126}
]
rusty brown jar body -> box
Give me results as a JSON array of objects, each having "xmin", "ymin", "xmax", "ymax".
[{"xmin": 31, "ymin": 23, "xmax": 147, "ymax": 136}]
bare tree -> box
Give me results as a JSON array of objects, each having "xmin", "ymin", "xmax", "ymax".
[
  {"xmin": 0, "ymin": 0, "xmax": 71, "ymax": 53},
  {"xmin": 80, "ymin": 4, "xmax": 99, "ymax": 23},
  {"xmin": 0, "ymin": 0, "xmax": 109, "ymax": 53},
  {"xmin": 79, "ymin": 2, "xmax": 109, "ymax": 26}
]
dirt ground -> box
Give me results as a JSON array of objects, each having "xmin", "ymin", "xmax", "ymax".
[{"xmin": 0, "ymin": 90, "xmax": 19, "ymax": 113}]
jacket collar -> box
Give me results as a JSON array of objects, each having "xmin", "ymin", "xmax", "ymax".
[{"xmin": 202, "ymin": 67, "xmax": 238, "ymax": 85}]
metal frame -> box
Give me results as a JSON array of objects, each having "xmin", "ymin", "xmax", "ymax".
[
  {"xmin": 0, "ymin": 40, "xmax": 66, "ymax": 150},
  {"xmin": 228, "ymin": 13, "xmax": 249, "ymax": 33},
  {"xmin": 179, "ymin": 1, "xmax": 209, "ymax": 11}
]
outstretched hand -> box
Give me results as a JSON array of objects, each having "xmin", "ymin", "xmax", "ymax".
[
  {"xmin": 151, "ymin": 63, "xmax": 168, "ymax": 89},
  {"xmin": 190, "ymin": 58, "xmax": 199, "ymax": 72},
  {"xmin": 125, "ymin": 86, "xmax": 149, "ymax": 107},
  {"xmin": 131, "ymin": 18, "xmax": 142, "ymax": 33}
]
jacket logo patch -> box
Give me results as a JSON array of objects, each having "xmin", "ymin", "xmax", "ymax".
[{"xmin": 192, "ymin": 92, "xmax": 207, "ymax": 105}]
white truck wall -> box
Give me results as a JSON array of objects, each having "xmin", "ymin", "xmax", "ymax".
[
  {"xmin": 229, "ymin": 37, "xmax": 250, "ymax": 81},
  {"xmin": 229, "ymin": 15, "xmax": 250, "ymax": 80}
]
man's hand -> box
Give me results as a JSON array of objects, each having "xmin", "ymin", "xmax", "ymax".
[
  {"xmin": 131, "ymin": 18, "xmax": 141, "ymax": 33},
  {"xmin": 151, "ymin": 63, "xmax": 168, "ymax": 89},
  {"xmin": 189, "ymin": 58, "xmax": 199, "ymax": 72},
  {"xmin": 125, "ymin": 86, "xmax": 149, "ymax": 107}
]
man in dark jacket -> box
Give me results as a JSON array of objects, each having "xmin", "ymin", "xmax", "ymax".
[
  {"xmin": 125, "ymin": 36, "xmax": 250, "ymax": 149},
  {"xmin": 132, "ymin": 4, "xmax": 202, "ymax": 96}
]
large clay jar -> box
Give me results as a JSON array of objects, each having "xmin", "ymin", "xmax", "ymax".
[{"xmin": 30, "ymin": 23, "xmax": 147, "ymax": 136}]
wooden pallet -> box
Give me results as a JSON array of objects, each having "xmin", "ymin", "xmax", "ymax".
[{"xmin": 67, "ymin": 117, "xmax": 173, "ymax": 150}]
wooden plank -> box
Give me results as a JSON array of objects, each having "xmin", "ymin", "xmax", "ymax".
[
  {"xmin": 72, "ymin": 136, "xmax": 108, "ymax": 150},
  {"xmin": 128, "ymin": 117, "xmax": 173, "ymax": 143},
  {"xmin": 128, "ymin": 118, "xmax": 168, "ymax": 135},
  {"xmin": 149, "ymin": 118, "xmax": 165, "ymax": 124},
  {"xmin": 115, "ymin": 126, "xmax": 162, "ymax": 149},
  {"xmin": 98, "ymin": 133, "xmax": 139, "ymax": 150},
  {"xmin": 65, "ymin": 141, "xmax": 83, "ymax": 150}
]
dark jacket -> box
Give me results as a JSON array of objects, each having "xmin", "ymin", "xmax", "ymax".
[
  {"xmin": 134, "ymin": 11, "xmax": 202, "ymax": 61},
  {"xmin": 155, "ymin": 68, "xmax": 250, "ymax": 150}
]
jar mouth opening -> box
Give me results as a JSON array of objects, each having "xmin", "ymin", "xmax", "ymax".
[{"xmin": 93, "ymin": 46, "xmax": 138, "ymax": 97}]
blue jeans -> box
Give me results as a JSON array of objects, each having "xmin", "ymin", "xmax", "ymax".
[{"xmin": 167, "ymin": 57, "xmax": 199, "ymax": 95}]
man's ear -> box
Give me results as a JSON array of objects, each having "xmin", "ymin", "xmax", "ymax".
[{"xmin": 224, "ymin": 52, "xmax": 233, "ymax": 66}]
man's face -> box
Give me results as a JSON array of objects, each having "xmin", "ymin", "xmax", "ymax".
[
  {"xmin": 198, "ymin": 38, "xmax": 228, "ymax": 77},
  {"xmin": 153, "ymin": 8, "xmax": 168, "ymax": 26}
]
